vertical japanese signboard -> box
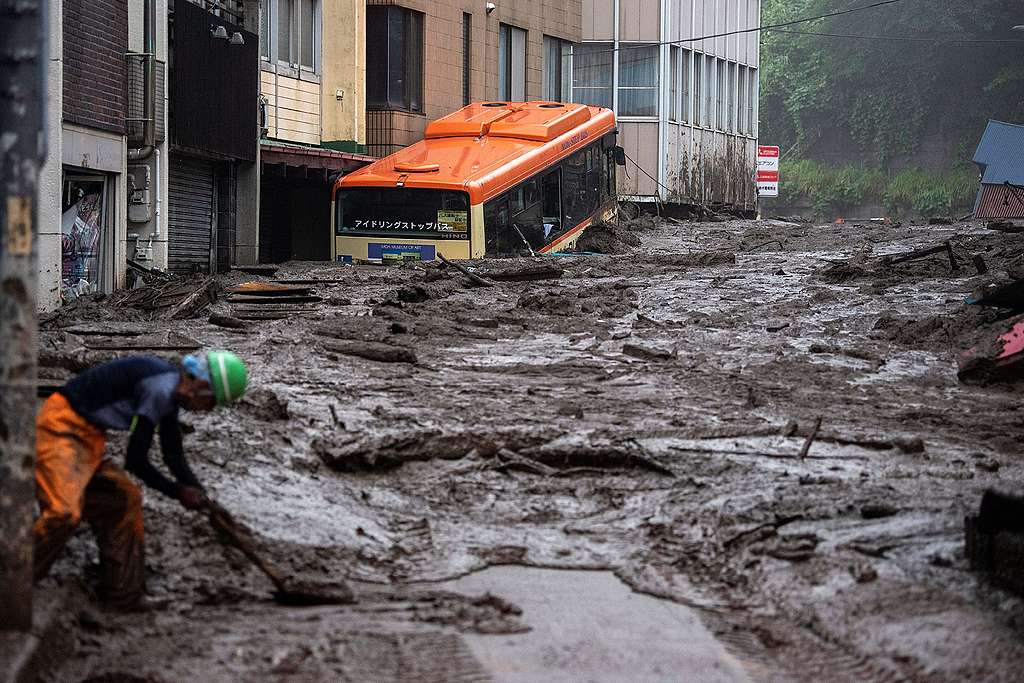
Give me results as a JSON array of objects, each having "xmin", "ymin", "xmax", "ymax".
[{"xmin": 757, "ymin": 145, "xmax": 780, "ymax": 198}]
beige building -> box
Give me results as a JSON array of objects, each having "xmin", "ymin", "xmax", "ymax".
[
  {"xmin": 258, "ymin": 0, "xmax": 373, "ymax": 261},
  {"xmin": 577, "ymin": 0, "xmax": 760, "ymax": 209},
  {"xmin": 364, "ymin": 0, "xmax": 583, "ymax": 156}
]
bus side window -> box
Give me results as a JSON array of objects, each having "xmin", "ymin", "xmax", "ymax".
[
  {"xmin": 542, "ymin": 168, "xmax": 562, "ymax": 241},
  {"xmin": 484, "ymin": 194, "xmax": 514, "ymax": 257},
  {"xmin": 512, "ymin": 177, "xmax": 545, "ymax": 251}
]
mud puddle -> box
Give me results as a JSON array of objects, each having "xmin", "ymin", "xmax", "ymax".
[{"xmin": 441, "ymin": 566, "xmax": 751, "ymax": 682}]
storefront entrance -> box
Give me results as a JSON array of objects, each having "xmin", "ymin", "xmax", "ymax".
[{"xmin": 61, "ymin": 171, "xmax": 114, "ymax": 301}]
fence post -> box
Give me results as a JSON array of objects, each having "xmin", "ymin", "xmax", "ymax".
[{"xmin": 0, "ymin": 0, "xmax": 44, "ymax": 631}]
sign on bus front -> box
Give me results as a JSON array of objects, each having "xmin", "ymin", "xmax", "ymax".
[{"xmin": 757, "ymin": 145, "xmax": 779, "ymax": 198}]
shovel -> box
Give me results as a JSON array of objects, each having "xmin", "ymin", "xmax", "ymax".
[{"xmin": 203, "ymin": 497, "xmax": 354, "ymax": 606}]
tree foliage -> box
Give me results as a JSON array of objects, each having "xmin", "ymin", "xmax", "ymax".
[{"xmin": 760, "ymin": 0, "xmax": 1024, "ymax": 165}]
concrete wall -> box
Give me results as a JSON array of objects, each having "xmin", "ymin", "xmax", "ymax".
[
  {"xmin": 321, "ymin": 0, "xmax": 365, "ymax": 150},
  {"xmin": 126, "ymin": 0, "xmax": 170, "ymax": 272},
  {"xmin": 365, "ymin": 0, "xmax": 583, "ymax": 156}
]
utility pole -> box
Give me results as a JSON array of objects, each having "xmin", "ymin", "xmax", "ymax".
[{"xmin": 0, "ymin": 0, "xmax": 45, "ymax": 630}]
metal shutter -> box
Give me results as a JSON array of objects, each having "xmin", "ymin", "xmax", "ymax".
[{"xmin": 168, "ymin": 154, "xmax": 214, "ymax": 275}]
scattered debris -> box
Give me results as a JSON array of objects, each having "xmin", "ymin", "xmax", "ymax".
[{"xmin": 108, "ymin": 277, "xmax": 219, "ymax": 319}]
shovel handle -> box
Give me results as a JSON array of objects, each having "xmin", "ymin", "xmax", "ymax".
[{"xmin": 203, "ymin": 498, "xmax": 289, "ymax": 593}]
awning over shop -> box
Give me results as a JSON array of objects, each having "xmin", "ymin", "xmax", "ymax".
[{"xmin": 260, "ymin": 142, "xmax": 375, "ymax": 176}]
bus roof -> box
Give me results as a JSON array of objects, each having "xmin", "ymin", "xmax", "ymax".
[{"xmin": 338, "ymin": 102, "xmax": 616, "ymax": 205}]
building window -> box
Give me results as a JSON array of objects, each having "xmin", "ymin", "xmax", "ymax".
[
  {"xmin": 618, "ymin": 44, "xmax": 658, "ymax": 117},
  {"xmin": 462, "ymin": 13, "xmax": 472, "ymax": 105},
  {"xmin": 747, "ymin": 67, "xmax": 758, "ymax": 136},
  {"xmin": 716, "ymin": 59, "xmax": 726, "ymax": 130},
  {"xmin": 692, "ymin": 53, "xmax": 702, "ymax": 126},
  {"xmin": 704, "ymin": 55, "xmax": 715, "ymax": 127},
  {"xmin": 669, "ymin": 46, "xmax": 679, "ymax": 121},
  {"xmin": 262, "ymin": 0, "xmax": 319, "ymax": 71},
  {"xmin": 544, "ymin": 35, "xmax": 572, "ymax": 102},
  {"xmin": 499, "ymin": 23, "xmax": 527, "ymax": 101},
  {"xmin": 737, "ymin": 65, "xmax": 747, "ymax": 134},
  {"xmin": 367, "ymin": 6, "xmax": 424, "ymax": 113},
  {"xmin": 681, "ymin": 49, "xmax": 691, "ymax": 124},
  {"xmin": 727, "ymin": 62, "xmax": 737, "ymax": 132},
  {"xmin": 572, "ymin": 43, "xmax": 612, "ymax": 109}
]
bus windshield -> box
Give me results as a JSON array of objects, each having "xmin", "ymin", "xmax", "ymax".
[{"xmin": 335, "ymin": 188, "xmax": 470, "ymax": 240}]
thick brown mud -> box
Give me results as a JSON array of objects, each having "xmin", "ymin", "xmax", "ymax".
[{"xmin": 37, "ymin": 218, "xmax": 1024, "ymax": 681}]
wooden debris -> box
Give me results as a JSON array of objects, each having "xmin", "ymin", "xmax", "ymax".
[
  {"xmin": 477, "ymin": 262, "xmax": 565, "ymax": 282},
  {"xmin": 881, "ymin": 241, "xmax": 958, "ymax": 271},
  {"xmin": 798, "ymin": 417, "xmax": 823, "ymax": 461},
  {"xmin": 322, "ymin": 339, "xmax": 418, "ymax": 364},
  {"xmin": 209, "ymin": 314, "xmax": 250, "ymax": 330},
  {"xmin": 437, "ymin": 253, "xmax": 495, "ymax": 288},
  {"xmin": 621, "ymin": 343, "xmax": 674, "ymax": 361}
]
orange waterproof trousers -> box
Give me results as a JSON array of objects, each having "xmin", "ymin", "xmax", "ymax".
[{"xmin": 34, "ymin": 393, "xmax": 144, "ymax": 606}]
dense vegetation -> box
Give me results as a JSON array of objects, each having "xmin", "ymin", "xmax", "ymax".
[{"xmin": 760, "ymin": 0, "xmax": 1024, "ymax": 216}]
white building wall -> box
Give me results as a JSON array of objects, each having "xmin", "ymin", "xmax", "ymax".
[{"xmin": 575, "ymin": 0, "xmax": 759, "ymax": 209}]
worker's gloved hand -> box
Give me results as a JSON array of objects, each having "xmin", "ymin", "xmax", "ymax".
[{"xmin": 178, "ymin": 486, "xmax": 206, "ymax": 510}]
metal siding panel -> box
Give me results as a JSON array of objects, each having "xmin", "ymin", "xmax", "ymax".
[
  {"xmin": 976, "ymin": 185, "xmax": 1024, "ymax": 219},
  {"xmin": 638, "ymin": 122, "xmax": 659, "ymax": 196},
  {"xmin": 619, "ymin": 0, "xmax": 639, "ymax": 42},
  {"xmin": 618, "ymin": 121, "xmax": 641, "ymax": 196},
  {"xmin": 589, "ymin": 0, "xmax": 615, "ymax": 39},
  {"xmin": 638, "ymin": 0, "xmax": 660, "ymax": 41},
  {"xmin": 168, "ymin": 154, "xmax": 215, "ymax": 275}
]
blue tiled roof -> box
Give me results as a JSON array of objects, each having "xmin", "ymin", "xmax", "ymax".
[{"xmin": 974, "ymin": 119, "xmax": 1024, "ymax": 186}]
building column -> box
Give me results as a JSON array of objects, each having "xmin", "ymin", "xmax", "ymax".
[
  {"xmin": 234, "ymin": 153, "xmax": 260, "ymax": 265},
  {"xmin": 37, "ymin": 0, "xmax": 63, "ymax": 311}
]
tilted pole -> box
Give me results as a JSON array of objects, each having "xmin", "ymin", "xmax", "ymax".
[{"xmin": 0, "ymin": 0, "xmax": 45, "ymax": 630}]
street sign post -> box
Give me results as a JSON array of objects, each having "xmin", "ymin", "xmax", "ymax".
[{"xmin": 757, "ymin": 145, "xmax": 779, "ymax": 198}]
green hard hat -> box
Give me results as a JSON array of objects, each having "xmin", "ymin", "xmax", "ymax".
[{"xmin": 207, "ymin": 350, "xmax": 248, "ymax": 406}]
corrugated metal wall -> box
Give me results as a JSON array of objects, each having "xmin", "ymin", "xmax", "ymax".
[{"xmin": 168, "ymin": 154, "xmax": 215, "ymax": 274}]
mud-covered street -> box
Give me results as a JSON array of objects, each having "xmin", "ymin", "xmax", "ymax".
[{"xmin": 33, "ymin": 217, "xmax": 1024, "ymax": 681}]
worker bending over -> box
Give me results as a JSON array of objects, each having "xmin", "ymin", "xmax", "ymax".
[{"xmin": 33, "ymin": 351, "xmax": 248, "ymax": 609}]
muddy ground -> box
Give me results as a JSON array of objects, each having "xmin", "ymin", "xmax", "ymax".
[{"xmin": 34, "ymin": 217, "xmax": 1024, "ymax": 681}]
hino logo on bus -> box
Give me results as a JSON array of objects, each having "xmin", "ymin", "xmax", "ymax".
[{"xmin": 560, "ymin": 130, "xmax": 589, "ymax": 151}]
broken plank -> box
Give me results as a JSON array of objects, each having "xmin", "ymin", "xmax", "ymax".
[{"xmin": 322, "ymin": 339, "xmax": 418, "ymax": 364}]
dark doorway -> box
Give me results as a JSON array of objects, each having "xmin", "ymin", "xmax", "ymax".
[{"xmin": 259, "ymin": 171, "xmax": 332, "ymax": 263}]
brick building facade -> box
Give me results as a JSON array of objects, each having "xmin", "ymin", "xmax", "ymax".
[{"xmin": 63, "ymin": 0, "xmax": 128, "ymax": 134}]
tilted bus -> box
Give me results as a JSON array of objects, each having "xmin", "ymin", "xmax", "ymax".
[{"xmin": 331, "ymin": 101, "xmax": 622, "ymax": 263}]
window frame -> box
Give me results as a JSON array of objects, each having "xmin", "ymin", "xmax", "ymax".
[
  {"xmin": 668, "ymin": 45, "xmax": 679, "ymax": 122},
  {"xmin": 499, "ymin": 23, "xmax": 528, "ymax": 101},
  {"xmin": 261, "ymin": 0, "xmax": 321, "ymax": 76},
  {"xmin": 543, "ymin": 35, "xmax": 573, "ymax": 103},
  {"xmin": 571, "ymin": 42, "xmax": 614, "ymax": 110},
  {"xmin": 616, "ymin": 42, "xmax": 659, "ymax": 119},
  {"xmin": 366, "ymin": 6, "xmax": 425, "ymax": 114}
]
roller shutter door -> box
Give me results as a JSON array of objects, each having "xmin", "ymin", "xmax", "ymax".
[{"xmin": 168, "ymin": 154, "xmax": 214, "ymax": 275}]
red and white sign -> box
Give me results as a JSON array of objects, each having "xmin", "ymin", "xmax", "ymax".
[{"xmin": 757, "ymin": 145, "xmax": 780, "ymax": 197}]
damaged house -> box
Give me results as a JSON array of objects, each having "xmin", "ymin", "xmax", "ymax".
[{"xmin": 972, "ymin": 119, "xmax": 1024, "ymax": 220}]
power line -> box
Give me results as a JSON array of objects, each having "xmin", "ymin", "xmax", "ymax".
[
  {"xmin": 568, "ymin": 0, "xmax": 910, "ymax": 57},
  {"xmin": 769, "ymin": 28, "xmax": 1024, "ymax": 44}
]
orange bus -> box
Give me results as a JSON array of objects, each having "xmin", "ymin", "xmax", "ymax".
[{"xmin": 331, "ymin": 101, "xmax": 622, "ymax": 263}]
